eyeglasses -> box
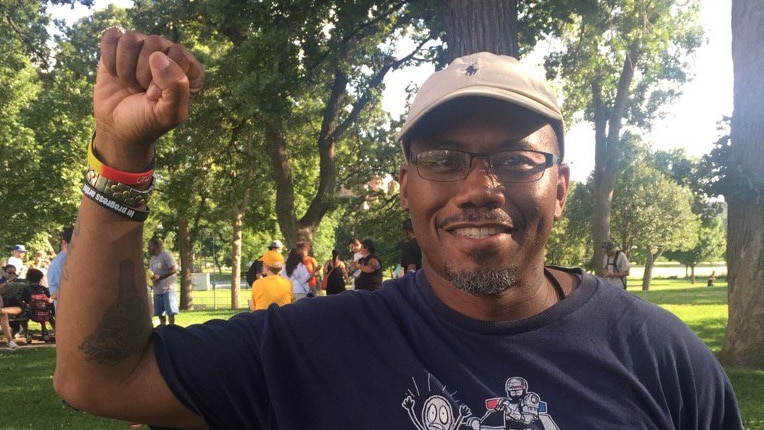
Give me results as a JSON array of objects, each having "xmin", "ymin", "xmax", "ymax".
[
  {"xmin": 5, "ymin": 271, "xmax": 16, "ymax": 276},
  {"xmin": 410, "ymin": 149, "xmax": 560, "ymax": 183}
]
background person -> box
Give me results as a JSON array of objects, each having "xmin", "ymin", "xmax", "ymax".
[
  {"xmin": 250, "ymin": 250, "xmax": 292, "ymax": 310},
  {"xmin": 0, "ymin": 299, "xmax": 20, "ymax": 350},
  {"xmin": 246, "ymin": 239, "xmax": 284, "ymax": 286},
  {"xmin": 148, "ymin": 237, "xmax": 179, "ymax": 325},
  {"xmin": 47, "ymin": 226, "xmax": 73, "ymax": 313},
  {"xmin": 346, "ymin": 238, "xmax": 363, "ymax": 288},
  {"xmin": 0, "ymin": 264, "xmax": 24, "ymax": 337},
  {"xmin": 297, "ymin": 241, "xmax": 320, "ymax": 296},
  {"xmin": 20, "ymin": 268, "xmax": 53, "ymax": 343},
  {"xmin": 283, "ymin": 247, "xmax": 311, "ymax": 301},
  {"xmin": 29, "ymin": 251, "xmax": 50, "ymax": 286},
  {"xmin": 53, "ymin": 31, "xmax": 741, "ymax": 428},
  {"xmin": 400, "ymin": 218, "xmax": 422, "ymax": 274},
  {"xmin": 322, "ymin": 249, "xmax": 347, "ymax": 295},
  {"xmin": 6, "ymin": 245, "xmax": 27, "ymax": 279},
  {"xmin": 602, "ymin": 240, "xmax": 630, "ymax": 289},
  {"xmin": 354, "ymin": 238, "xmax": 382, "ymax": 291},
  {"xmin": 707, "ymin": 270, "xmax": 717, "ymax": 287}
]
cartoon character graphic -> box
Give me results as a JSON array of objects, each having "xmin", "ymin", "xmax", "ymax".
[
  {"xmin": 402, "ymin": 374, "xmax": 472, "ymax": 430},
  {"xmin": 402, "ymin": 394, "xmax": 471, "ymax": 430},
  {"xmin": 465, "ymin": 377, "xmax": 559, "ymax": 430}
]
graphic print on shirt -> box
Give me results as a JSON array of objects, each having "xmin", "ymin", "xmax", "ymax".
[
  {"xmin": 464, "ymin": 377, "xmax": 559, "ymax": 430},
  {"xmin": 402, "ymin": 374, "xmax": 472, "ymax": 430},
  {"xmin": 402, "ymin": 375, "xmax": 558, "ymax": 430}
]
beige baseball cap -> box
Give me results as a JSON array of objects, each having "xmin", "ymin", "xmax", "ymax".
[{"xmin": 398, "ymin": 52, "xmax": 564, "ymax": 159}]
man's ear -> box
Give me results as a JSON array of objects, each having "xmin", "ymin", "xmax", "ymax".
[
  {"xmin": 399, "ymin": 164, "xmax": 410, "ymax": 212},
  {"xmin": 554, "ymin": 163, "xmax": 570, "ymax": 220}
]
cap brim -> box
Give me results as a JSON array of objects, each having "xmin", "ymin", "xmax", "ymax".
[{"xmin": 399, "ymin": 86, "xmax": 562, "ymax": 142}]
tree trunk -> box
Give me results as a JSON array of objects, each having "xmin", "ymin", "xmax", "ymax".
[
  {"xmin": 690, "ymin": 265, "xmax": 696, "ymax": 284},
  {"xmin": 591, "ymin": 82, "xmax": 614, "ymax": 274},
  {"xmin": 720, "ymin": 0, "xmax": 764, "ymax": 368},
  {"xmin": 642, "ymin": 245, "xmax": 654, "ymax": 291},
  {"xmin": 440, "ymin": 0, "xmax": 519, "ymax": 60},
  {"xmin": 177, "ymin": 215, "xmax": 194, "ymax": 310},
  {"xmin": 591, "ymin": 47, "xmax": 640, "ymax": 274},
  {"xmin": 230, "ymin": 188, "xmax": 250, "ymax": 309},
  {"xmin": 641, "ymin": 246, "xmax": 664, "ymax": 291}
]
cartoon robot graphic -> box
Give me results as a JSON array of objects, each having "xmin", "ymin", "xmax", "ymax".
[
  {"xmin": 464, "ymin": 377, "xmax": 559, "ymax": 430},
  {"xmin": 402, "ymin": 394, "xmax": 472, "ymax": 430}
]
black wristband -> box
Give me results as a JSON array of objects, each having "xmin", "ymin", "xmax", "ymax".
[{"xmin": 82, "ymin": 182, "xmax": 150, "ymax": 222}]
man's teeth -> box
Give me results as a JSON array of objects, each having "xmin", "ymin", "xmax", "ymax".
[{"xmin": 453, "ymin": 226, "xmax": 503, "ymax": 239}]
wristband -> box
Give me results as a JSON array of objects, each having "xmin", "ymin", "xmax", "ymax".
[
  {"xmin": 85, "ymin": 169, "xmax": 154, "ymax": 208},
  {"xmin": 88, "ymin": 134, "xmax": 155, "ymax": 186},
  {"xmin": 82, "ymin": 182, "xmax": 150, "ymax": 222}
]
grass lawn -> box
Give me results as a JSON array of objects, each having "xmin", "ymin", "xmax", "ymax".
[{"xmin": 1, "ymin": 277, "xmax": 762, "ymax": 428}]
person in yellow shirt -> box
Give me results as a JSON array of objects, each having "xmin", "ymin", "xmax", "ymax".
[{"xmin": 250, "ymin": 250, "xmax": 293, "ymax": 311}]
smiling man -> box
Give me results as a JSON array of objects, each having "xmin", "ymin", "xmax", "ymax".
[{"xmin": 54, "ymin": 31, "xmax": 741, "ymax": 429}]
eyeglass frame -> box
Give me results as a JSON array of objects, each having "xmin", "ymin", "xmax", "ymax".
[{"xmin": 408, "ymin": 148, "xmax": 561, "ymax": 183}]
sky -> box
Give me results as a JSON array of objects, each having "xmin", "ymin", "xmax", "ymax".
[{"xmin": 52, "ymin": 0, "xmax": 733, "ymax": 183}]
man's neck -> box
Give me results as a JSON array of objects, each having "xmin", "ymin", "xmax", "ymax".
[{"xmin": 425, "ymin": 268, "xmax": 548, "ymax": 321}]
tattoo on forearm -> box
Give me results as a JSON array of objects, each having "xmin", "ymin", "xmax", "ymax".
[{"xmin": 79, "ymin": 260, "xmax": 151, "ymax": 366}]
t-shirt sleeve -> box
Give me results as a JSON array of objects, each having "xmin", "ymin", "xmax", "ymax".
[
  {"xmin": 152, "ymin": 313, "xmax": 272, "ymax": 427},
  {"xmin": 624, "ymin": 300, "xmax": 742, "ymax": 429}
]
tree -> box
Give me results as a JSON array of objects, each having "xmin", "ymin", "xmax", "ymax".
[
  {"xmin": 0, "ymin": 0, "xmax": 96, "ymax": 251},
  {"xmin": 655, "ymin": 148, "xmax": 727, "ymax": 283},
  {"xmin": 719, "ymin": 0, "xmax": 764, "ymax": 368},
  {"xmin": 610, "ymin": 159, "xmax": 699, "ymax": 290},
  {"xmin": 546, "ymin": 0, "xmax": 704, "ymax": 276},
  {"xmin": 664, "ymin": 218, "xmax": 725, "ymax": 283},
  {"xmin": 546, "ymin": 181, "xmax": 592, "ymax": 268}
]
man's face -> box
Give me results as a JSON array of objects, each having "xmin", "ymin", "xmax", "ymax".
[
  {"xmin": 148, "ymin": 242, "xmax": 158, "ymax": 256},
  {"xmin": 399, "ymin": 99, "xmax": 569, "ymax": 296},
  {"xmin": 3, "ymin": 267, "xmax": 17, "ymax": 280}
]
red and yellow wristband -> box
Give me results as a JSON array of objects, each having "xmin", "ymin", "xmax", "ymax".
[{"xmin": 88, "ymin": 134, "xmax": 155, "ymax": 186}]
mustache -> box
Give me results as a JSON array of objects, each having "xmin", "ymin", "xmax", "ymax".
[{"xmin": 437, "ymin": 208, "xmax": 517, "ymax": 228}]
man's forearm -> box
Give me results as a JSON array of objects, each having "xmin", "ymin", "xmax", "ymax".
[{"xmin": 54, "ymin": 198, "xmax": 154, "ymax": 405}]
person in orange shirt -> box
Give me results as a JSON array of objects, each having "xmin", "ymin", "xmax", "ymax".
[
  {"xmin": 250, "ymin": 251, "xmax": 293, "ymax": 311},
  {"xmin": 297, "ymin": 241, "xmax": 321, "ymax": 296}
]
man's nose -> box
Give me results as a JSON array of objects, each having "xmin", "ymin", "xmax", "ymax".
[{"xmin": 454, "ymin": 157, "xmax": 506, "ymax": 207}]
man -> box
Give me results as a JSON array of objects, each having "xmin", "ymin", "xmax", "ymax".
[
  {"xmin": 400, "ymin": 218, "xmax": 422, "ymax": 274},
  {"xmin": 6, "ymin": 245, "xmax": 27, "ymax": 279},
  {"xmin": 47, "ymin": 226, "xmax": 73, "ymax": 313},
  {"xmin": 246, "ymin": 240, "xmax": 283, "ymax": 286},
  {"xmin": 54, "ymin": 29, "xmax": 741, "ymax": 429},
  {"xmin": 249, "ymin": 250, "xmax": 293, "ymax": 310},
  {"xmin": 148, "ymin": 237, "xmax": 179, "ymax": 325},
  {"xmin": 602, "ymin": 240, "xmax": 630, "ymax": 289}
]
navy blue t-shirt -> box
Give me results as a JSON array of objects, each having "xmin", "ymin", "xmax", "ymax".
[{"xmin": 153, "ymin": 267, "xmax": 741, "ymax": 429}]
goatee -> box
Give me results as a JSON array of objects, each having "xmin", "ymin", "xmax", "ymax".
[{"xmin": 443, "ymin": 251, "xmax": 518, "ymax": 296}]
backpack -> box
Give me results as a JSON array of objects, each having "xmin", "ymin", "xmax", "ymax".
[{"xmin": 614, "ymin": 251, "xmax": 627, "ymax": 289}]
